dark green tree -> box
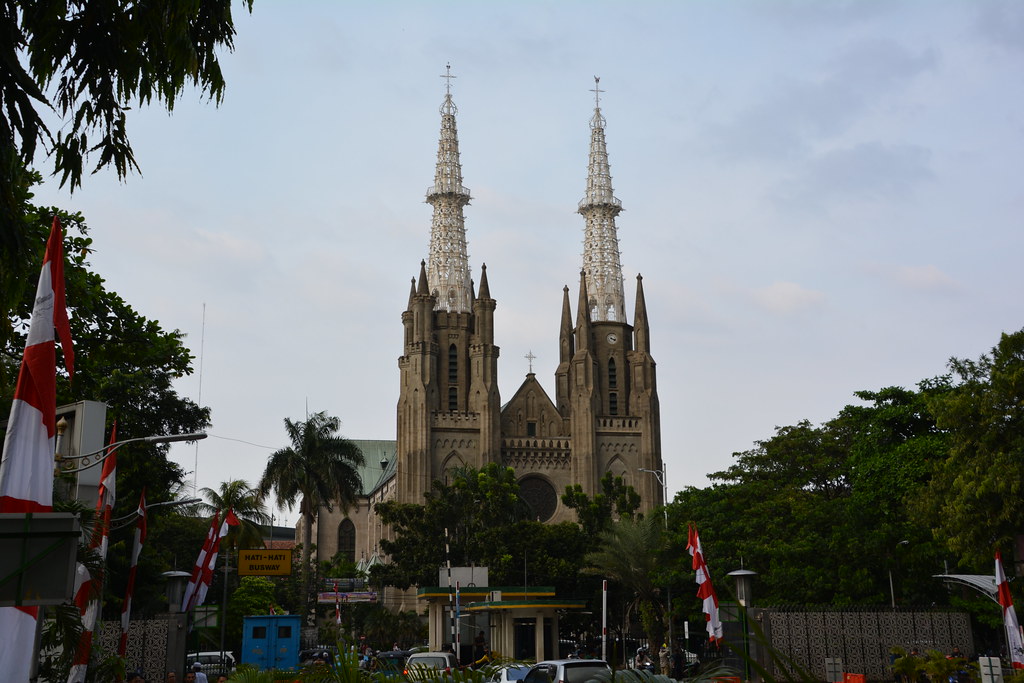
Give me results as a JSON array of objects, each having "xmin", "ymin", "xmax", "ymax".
[
  {"xmin": 917, "ymin": 329, "xmax": 1024, "ymax": 567},
  {"xmin": 259, "ymin": 411, "xmax": 364, "ymax": 616},
  {"xmin": 0, "ymin": 0, "xmax": 254, "ymax": 236},
  {"xmin": 373, "ymin": 463, "xmax": 532, "ymax": 589},
  {"xmin": 583, "ymin": 515, "xmax": 666, "ymax": 662},
  {"xmin": 673, "ymin": 384, "xmax": 950, "ymax": 608},
  {"xmin": 562, "ymin": 470, "xmax": 642, "ymax": 537}
]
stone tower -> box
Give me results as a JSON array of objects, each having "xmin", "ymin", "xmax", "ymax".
[{"xmin": 395, "ymin": 66, "xmax": 502, "ymax": 505}]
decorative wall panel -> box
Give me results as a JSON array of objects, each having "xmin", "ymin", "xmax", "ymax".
[{"xmin": 757, "ymin": 609, "xmax": 973, "ymax": 682}]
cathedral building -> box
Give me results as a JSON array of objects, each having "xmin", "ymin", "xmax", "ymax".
[{"xmin": 315, "ymin": 74, "xmax": 662, "ymax": 593}]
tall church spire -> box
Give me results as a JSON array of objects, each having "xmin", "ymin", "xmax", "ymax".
[
  {"xmin": 426, "ymin": 63, "xmax": 473, "ymax": 313},
  {"xmin": 578, "ymin": 76, "xmax": 626, "ymax": 323}
]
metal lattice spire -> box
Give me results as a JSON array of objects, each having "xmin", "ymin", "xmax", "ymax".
[
  {"xmin": 578, "ymin": 76, "xmax": 626, "ymax": 323},
  {"xmin": 426, "ymin": 63, "xmax": 473, "ymax": 313}
]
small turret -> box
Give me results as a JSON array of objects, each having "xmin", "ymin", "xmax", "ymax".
[
  {"xmin": 575, "ymin": 269, "xmax": 592, "ymax": 352},
  {"xmin": 634, "ymin": 274, "xmax": 650, "ymax": 354}
]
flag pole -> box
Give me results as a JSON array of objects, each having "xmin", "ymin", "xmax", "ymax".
[{"xmin": 220, "ymin": 537, "xmax": 230, "ymax": 673}]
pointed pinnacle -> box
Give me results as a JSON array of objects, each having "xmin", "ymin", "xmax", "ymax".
[
  {"xmin": 417, "ymin": 260, "xmax": 430, "ymax": 296},
  {"xmin": 478, "ymin": 263, "xmax": 491, "ymax": 299}
]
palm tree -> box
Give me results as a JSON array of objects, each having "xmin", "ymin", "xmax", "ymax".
[
  {"xmin": 198, "ymin": 479, "xmax": 270, "ymax": 550},
  {"xmin": 258, "ymin": 411, "xmax": 364, "ymax": 618},
  {"xmin": 583, "ymin": 515, "xmax": 666, "ymax": 661}
]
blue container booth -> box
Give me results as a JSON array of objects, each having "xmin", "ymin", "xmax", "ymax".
[{"xmin": 241, "ymin": 614, "xmax": 302, "ymax": 670}]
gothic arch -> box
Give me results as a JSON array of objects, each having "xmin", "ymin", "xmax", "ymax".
[
  {"xmin": 337, "ymin": 519, "xmax": 356, "ymax": 563},
  {"xmin": 442, "ymin": 451, "xmax": 465, "ymax": 480},
  {"xmin": 604, "ymin": 455, "xmax": 628, "ymax": 482}
]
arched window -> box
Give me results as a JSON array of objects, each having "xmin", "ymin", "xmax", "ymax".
[
  {"xmin": 608, "ymin": 357, "xmax": 617, "ymax": 389},
  {"xmin": 448, "ymin": 344, "xmax": 458, "ymax": 384},
  {"xmin": 449, "ymin": 386, "xmax": 458, "ymax": 411},
  {"xmin": 337, "ymin": 519, "xmax": 356, "ymax": 563}
]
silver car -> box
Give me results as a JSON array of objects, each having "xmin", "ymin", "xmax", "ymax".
[{"xmin": 523, "ymin": 659, "xmax": 612, "ymax": 683}]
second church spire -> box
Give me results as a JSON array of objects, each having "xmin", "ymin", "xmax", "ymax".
[
  {"xmin": 578, "ymin": 76, "xmax": 626, "ymax": 323},
  {"xmin": 426, "ymin": 63, "xmax": 473, "ymax": 313}
]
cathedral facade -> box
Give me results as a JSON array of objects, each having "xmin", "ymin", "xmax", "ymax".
[
  {"xmin": 315, "ymin": 76, "xmax": 663, "ymax": 582},
  {"xmin": 396, "ymin": 75, "xmax": 662, "ymax": 524}
]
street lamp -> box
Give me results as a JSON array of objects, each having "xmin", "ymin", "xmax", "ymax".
[
  {"xmin": 638, "ymin": 466, "xmax": 669, "ymax": 527},
  {"xmin": 111, "ymin": 498, "xmax": 202, "ymax": 530},
  {"xmin": 55, "ymin": 431, "xmax": 207, "ymax": 474},
  {"xmin": 639, "ymin": 465, "xmax": 672, "ymax": 651},
  {"xmin": 889, "ymin": 540, "xmax": 910, "ymax": 610}
]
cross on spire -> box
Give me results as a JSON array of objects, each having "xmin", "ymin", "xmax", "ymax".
[
  {"xmin": 441, "ymin": 63, "xmax": 456, "ymax": 96},
  {"xmin": 591, "ymin": 75, "xmax": 604, "ymax": 109},
  {"xmin": 525, "ymin": 350, "xmax": 536, "ymax": 373}
]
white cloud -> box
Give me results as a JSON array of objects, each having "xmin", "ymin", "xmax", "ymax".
[
  {"xmin": 749, "ymin": 282, "xmax": 827, "ymax": 315},
  {"xmin": 868, "ymin": 263, "xmax": 960, "ymax": 292}
]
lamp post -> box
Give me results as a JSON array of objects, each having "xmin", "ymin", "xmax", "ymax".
[
  {"xmin": 639, "ymin": 465, "xmax": 672, "ymax": 652},
  {"xmin": 889, "ymin": 540, "xmax": 910, "ymax": 610},
  {"xmin": 55, "ymin": 432, "xmax": 208, "ymax": 474}
]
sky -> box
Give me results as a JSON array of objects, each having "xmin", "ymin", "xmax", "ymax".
[{"xmin": 32, "ymin": 1, "xmax": 1024, "ymax": 526}]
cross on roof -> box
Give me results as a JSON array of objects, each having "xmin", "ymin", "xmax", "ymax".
[
  {"xmin": 591, "ymin": 76, "xmax": 604, "ymax": 108},
  {"xmin": 525, "ymin": 350, "xmax": 536, "ymax": 373},
  {"xmin": 441, "ymin": 63, "xmax": 456, "ymax": 96}
]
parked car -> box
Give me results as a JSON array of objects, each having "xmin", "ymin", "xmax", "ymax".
[
  {"xmin": 373, "ymin": 649, "xmax": 411, "ymax": 679},
  {"xmin": 299, "ymin": 647, "xmax": 336, "ymax": 667},
  {"xmin": 186, "ymin": 651, "xmax": 236, "ymax": 676},
  {"xmin": 489, "ymin": 663, "xmax": 530, "ymax": 683},
  {"xmin": 523, "ymin": 659, "xmax": 611, "ymax": 683},
  {"xmin": 405, "ymin": 651, "xmax": 459, "ymax": 679}
]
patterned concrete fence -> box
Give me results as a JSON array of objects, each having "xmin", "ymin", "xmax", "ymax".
[
  {"xmin": 756, "ymin": 608, "xmax": 973, "ymax": 682},
  {"xmin": 96, "ymin": 618, "xmax": 171, "ymax": 682}
]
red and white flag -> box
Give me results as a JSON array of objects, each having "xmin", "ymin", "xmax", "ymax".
[
  {"xmin": 119, "ymin": 490, "xmax": 147, "ymax": 658},
  {"xmin": 195, "ymin": 509, "xmax": 240, "ymax": 607},
  {"xmin": 182, "ymin": 513, "xmax": 220, "ymax": 612},
  {"xmin": 996, "ymin": 550, "xmax": 1024, "ymax": 669},
  {"xmin": 686, "ymin": 523, "xmax": 722, "ymax": 642},
  {"xmin": 0, "ymin": 217, "xmax": 74, "ymax": 682},
  {"xmin": 67, "ymin": 422, "xmax": 118, "ymax": 682},
  {"xmin": 334, "ymin": 581, "xmax": 341, "ymax": 625}
]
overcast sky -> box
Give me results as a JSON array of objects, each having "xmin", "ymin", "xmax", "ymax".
[{"xmin": 33, "ymin": 1, "xmax": 1024, "ymax": 525}]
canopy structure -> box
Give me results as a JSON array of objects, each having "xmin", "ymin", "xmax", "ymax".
[
  {"xmin": 934, "ymin": 574, "xmax": 998, "ymax": 603},
  {"xmin": 418, "ymin": 585, "xmax": 586, "ymax": 662}
]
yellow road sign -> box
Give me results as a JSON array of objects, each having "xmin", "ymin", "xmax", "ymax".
[{"xmin": 238, "ymin": 549, "xmax": 293, "ymax": 576}]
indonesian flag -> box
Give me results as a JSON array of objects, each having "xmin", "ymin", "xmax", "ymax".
[
  {"xmin": 0, "ymin": 217, "xmax": 74, "ymax": 682},
  {"xmin": 996, "ymin": 550, "xmax": 1024, "ymax": 669},
  {"xmin": 194, "ymin": 509, "xmax": 240, "ymax": 607},
  {"xmin": 67, "ymin": 422, "xmax": 118, "ymax": 682},
  {"xmin": 119, "ymin": 490, "xmax": 147, "ymax": 659},
  {"xmin": 686, "ymin": 523, "xmax": 723, "ymax": 642},
  {"xmin": 182, "ymin": 513, "xmax": 220, "ymax": 611},
  {"xmin": 335, "ymin": 581, "xmax": 341, "ymax": 625}
]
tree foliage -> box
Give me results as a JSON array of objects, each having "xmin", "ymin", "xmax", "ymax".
[
  {"xmin": 583, "ymin": 515, "xmax": 666, "ymax": 653},
  {"xmin": 372, "ymin": 463, "xmax": 596, "ymax": 596},
  {"xmin": 915, "ymin": 329, "xmax": 1024, "ymax": 566},
  {"xmin": 0, "ymin": 0, "xmax": 254, "ymax": 234},
  {"xmin": 198, "ymin": 479, "xmax": 270, "ymax": 551},
  {"xmin": 259, "ymin": 411, "xmax": 364, "ymax": 616},
  {"xmin": 673, "ymin": 383, "xmax": 951, "ymax": 608},
  {"xmin": 562, "ymin": 470, "xmax": 642, "ymax": 537},
  {"xmin": 1, "ymin": 176, "xmax": 209, "ymax": 516}
]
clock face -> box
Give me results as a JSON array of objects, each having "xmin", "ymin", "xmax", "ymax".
[{"xmin": 607, "ymin": 333, "xmax": 618, "ymax": 344}]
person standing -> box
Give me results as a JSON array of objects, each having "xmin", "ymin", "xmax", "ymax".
[{"xmin": 191, "ymin": 662, "xmax": 209, "ymax": 683}]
